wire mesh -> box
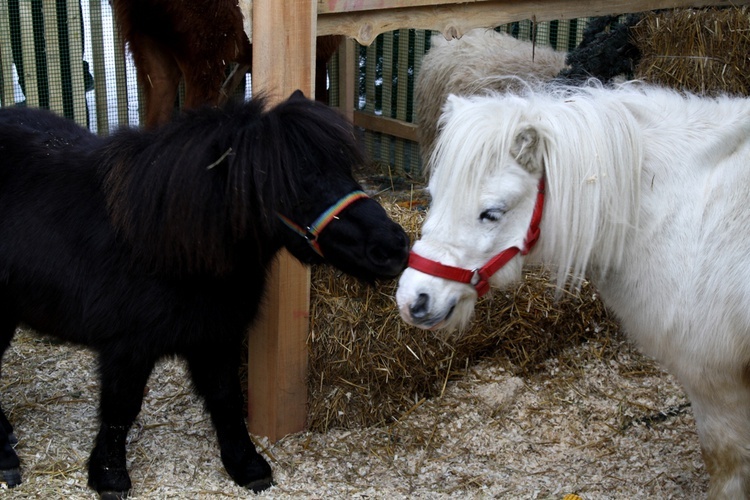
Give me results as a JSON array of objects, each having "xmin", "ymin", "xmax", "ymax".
[{"xmin": 0, "ymin": 0, "xmax": 139, "ymax": 133}]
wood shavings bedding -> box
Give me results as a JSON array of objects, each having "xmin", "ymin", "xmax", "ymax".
[{"xmin": 2, "ymin": 329, "xmax": 706, "ymax": 499}]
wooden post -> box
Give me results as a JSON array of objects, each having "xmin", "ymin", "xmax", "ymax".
[
  {"xmin": 247, "ymin": 0, "xmax": 316, "ymax": 442},
  {"xmin": 338, "ymin": 38, "xmax": 357, "ymax": 122}
]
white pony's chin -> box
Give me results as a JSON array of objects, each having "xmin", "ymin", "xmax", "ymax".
[
  {"xmin": 398, "ymin": 296, "xmax": 477, "ymax": 332},
  {"xmin": 434, "ymin": 297, "xmax": 477, "ymax": 332}
]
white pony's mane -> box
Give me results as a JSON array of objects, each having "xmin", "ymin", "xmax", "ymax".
[{"xmin": 429, "ymin": 82, "xmax": 657, "ymax": 289}]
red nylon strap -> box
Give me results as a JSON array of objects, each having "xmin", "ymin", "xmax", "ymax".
[
  {"xmin": 407, "ymin": 252, "xmax": 476, "ymax": 285},
  {"xmin": 408, "ymin": 177, "xmax": 545, "ymax": 298},
  {"xmin": 472, "ymin": 247, "xmax": 521, "ymax": 296},
  {"xmin": 522, "ymin": 177, "xmax": 545, "ymax": 253}
]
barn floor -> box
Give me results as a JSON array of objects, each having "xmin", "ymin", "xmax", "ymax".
[{"xmin": 1, "ymin": 326, "xmax": 706, "ymax": 499}]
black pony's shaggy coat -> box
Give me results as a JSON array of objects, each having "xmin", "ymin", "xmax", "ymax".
[{"xmin": 0, "ymin": 92, "xmax": 408, "ymax": 496}]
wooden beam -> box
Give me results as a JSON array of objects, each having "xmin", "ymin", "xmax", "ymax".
[
  {"xmin": 243, "ymin": 0, "xmax": 750, "ymax": 44},
  {"xmin": 319, "ymin": 0, "xmax": 746, "ymax": 14},
  {"xmin": 353, "ymin": 111, "xmax": 419, "ymax": 142},
  {"xmin": 247, "ymin": 0, "xmax": 315, "ymax": 442},
  {"xmin": 316, "ymin": 0, "xmax": 750, "ymax": 44},
  {"xmin": 243, "ymin": 0, "xmax": 750, "ymax": 45}
]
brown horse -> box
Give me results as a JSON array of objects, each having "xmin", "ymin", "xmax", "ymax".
[{"xmin": 111, "ymin": 0, "xmax": 342, "ymax": 127}]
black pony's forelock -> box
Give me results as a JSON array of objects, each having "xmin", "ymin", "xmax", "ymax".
[
  {"xmin": 250, "ymin": 92, "xmax": 364, "ymax": 201},
  {"xmin": 101, "ymin": 93, "xmax": 363, "ymax": 276}
]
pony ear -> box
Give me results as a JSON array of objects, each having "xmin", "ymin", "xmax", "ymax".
[
  {"xmin": 290, "ymin": 89, "xmax": 307, "ymax": 100},
  {"xmin": 511, "ymin": 125, "xmax": 544, "ymax": 174},
  {"xmin": 442, "ymin": 94, "xmax": 462, "ymax": 117}
]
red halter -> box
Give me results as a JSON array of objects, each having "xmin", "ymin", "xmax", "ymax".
[
  {"xmin": 407, "ymin": 177, "xmax": 545, "ymax": 298},
  {"xmin": 277, "ymin": 190, "xmax": 368, "ymax": 257}
]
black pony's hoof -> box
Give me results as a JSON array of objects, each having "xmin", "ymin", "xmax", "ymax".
[
  {"xmin": 88, "ymin": 464, "xmax": 130, "ymax": 499},
  {"xmin": 0, "ymin": 467, "xmax": 21, "ymax": 488},
  {"xmin": 244, "ymin": 475, "xmax": 274, "ymax": 493},
  {"xmin": 99, "ymin": 491, "xmax": 128, "ymax": 500}
]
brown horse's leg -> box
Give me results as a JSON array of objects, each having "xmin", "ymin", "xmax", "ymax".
[
  {"xmin": 314, "ymin": 35, "xmax": 343, "ymax": 104},
  {"xmin": 180, "ymin": 61, "xmax": 227, "ymax": 111},
  {"xmin": 129, "ymin": 36, "xmax": 182, "ymax": 128}
]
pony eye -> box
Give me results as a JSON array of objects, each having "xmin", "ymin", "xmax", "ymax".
[{"xmin": 479, "ymin": 208, "xmax": 506, "ymax": 222}]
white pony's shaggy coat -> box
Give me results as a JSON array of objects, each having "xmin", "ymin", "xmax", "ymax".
[{"xmin": 397, "ymin": 83, "xmax": 750, "ymax": 498}]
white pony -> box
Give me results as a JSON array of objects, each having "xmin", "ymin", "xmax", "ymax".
[{"xmin": 396, "ymin": 82, "xmax": 750, "ymax": 499}]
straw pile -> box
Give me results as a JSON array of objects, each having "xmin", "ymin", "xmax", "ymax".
[
  {"xmin": 307, "ymin": 199, "xmax": 618, "ymax": 432},
  {"xmin": 634, "ymin": 7, "xmax": 750, "ymax": 95}
]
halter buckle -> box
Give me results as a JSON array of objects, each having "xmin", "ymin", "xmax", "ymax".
[
  {"xmin": 470, "ymin": 269, "xmax": 481, "ymax": 286},
  {"xmin": 276, "ymin": 190, "xmax": 368, "ymax": 258}
]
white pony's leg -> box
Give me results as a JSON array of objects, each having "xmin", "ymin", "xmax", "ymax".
[{"xmin": 680, "ymin": 371, "xmax": 750, "ymax": 498}]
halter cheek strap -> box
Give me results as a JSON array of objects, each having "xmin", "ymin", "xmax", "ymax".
[
  {"xmin": 408, "ymin": 177, "xmax": 545, "ymax": 298},
  {"xmin": 408, "ymin": 247, "xmax": 520, "ymax": 298},
  {"xmin": 277, "ymin": 190, "xmax": 369, "ymax": 257}
]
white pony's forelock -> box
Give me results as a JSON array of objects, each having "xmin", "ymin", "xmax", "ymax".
[{"xmin": 429, "ymin": 83, "xmax": 645, "ymax": 290}]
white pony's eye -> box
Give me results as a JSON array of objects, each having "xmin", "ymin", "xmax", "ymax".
[{"xmin": 479, "ymin": 208, "xmax": 506, "ymax": 222}]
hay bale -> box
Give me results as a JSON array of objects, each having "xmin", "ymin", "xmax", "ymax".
[
  {"xmin": 307, "ymin": 200, "xmax": 617, "ymax": 432},
  {"xmin": 634, "ymin": 7, "xmax": 750, "ymax": 95}
]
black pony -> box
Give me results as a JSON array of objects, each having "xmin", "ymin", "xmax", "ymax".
[{"xmin": 0, "ymin": 91, "xmax": 409, "ymax": 497}]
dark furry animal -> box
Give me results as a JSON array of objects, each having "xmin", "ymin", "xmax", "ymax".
[
  {"xmin": 111, "ymin": 0, "xmax": 342, "ymax": 127},
  {"xmin": 0, "ymin": 91, "xmax": 409, "ymax": 497},
  {"xmin": 556, "ymin": 14, "xmax": 642, "ymax": 83}
]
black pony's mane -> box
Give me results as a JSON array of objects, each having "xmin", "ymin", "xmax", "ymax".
[{"xmin": 101, "ymin": 93, "xmax": 363, "ymax": 275}]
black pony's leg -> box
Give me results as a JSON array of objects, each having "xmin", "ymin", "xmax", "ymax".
[
  {"xmin": 185, "ymin": 344, "xmax": 273, "ymax": 492},
  {"xmin": 88, "ymin": 350, "xmax": 156, "ymax": 498},
  {"xmin": 0, "ymin": 316, "xmax": 20, "ymax": 487}
]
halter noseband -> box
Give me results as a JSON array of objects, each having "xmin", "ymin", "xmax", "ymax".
[
  {"xmin": 408, "ymin": 177, "xmax": 545, "ymax": 298},
  {"xmin": 277, "ymin": 190, "xmax": 368, "ymax": 257}
]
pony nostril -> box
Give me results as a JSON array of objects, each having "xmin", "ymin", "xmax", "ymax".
[
  {"xmin": 367, "ymin": 236, "xmax": 409, "ymax": 271},
  {"xmin": 368, "ymin": 245, "xmax": 389, "ymax": 264},
  {"xmin": 410, "ymin": 293, "xmax": 430, "ymax": 320}
]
